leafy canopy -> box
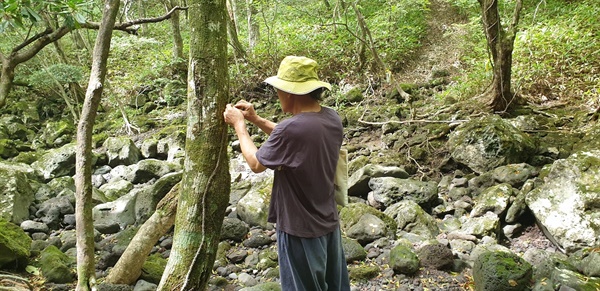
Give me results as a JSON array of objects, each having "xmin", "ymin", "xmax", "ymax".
[{"xmin": 0, "ymin": 0, "xmax": 93, "ymax": 33}]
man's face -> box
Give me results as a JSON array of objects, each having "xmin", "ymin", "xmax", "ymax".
[{"xmin": 276, "ymin": 88, "xmax": 292, "ymax": 114}]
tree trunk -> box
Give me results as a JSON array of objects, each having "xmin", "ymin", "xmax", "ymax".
[
  {"xmin": 157, "ymin": 0, "xmax": 231, "ymax": 289},
  {"xmin": 478, "ymin": 0, "xmax": 523, "ymax": 112},
  {"xmin": 246, "ymin": 0, "xmax": 260, "ymax": 51},
  {"xmin": 74, "ymin": 0, "xmax": 120, "ymax": 290},
  {"xmin": 226, "ymin": 5, "xmax": 247, "ymax": 59},
  {"xmin": 105, "ymin": 183, "xmax": 180, "ymax": 285},
  {"xmin": 0, "ymin": 57, "xmax": 15, "ymax": 108},
  {"xmin": 163, "ymin": 0, "xmax": 184, "ymax": 60}
]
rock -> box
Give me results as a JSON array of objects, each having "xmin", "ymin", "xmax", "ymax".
[
  {"xmin": 349, "ymin": 264, "xmax": 380, "ymax": 281},
  {"xmin": 448, "ymin": 115, "xmax": 535, "ymax": 174},
  {"xmin": 140, "ymin": 253, "xmax": 166, "ymax": 285},
  {"xmin": 133, "ymin": 279, "xmax": 158, "ymax": 291},
  {"xmin": 460, "ymin": 212, "xmax": 500, "ymax": 239},
  {"xmin": 93, "ymin": 190, "xmax": 138, "ymax": 229},
  {"xmin": 257, "ymin": 248, "xmax": 278, "ymax": 271},
  {"xmin": 367, "ymin": 177, "xmax": 438, "ymax": 209},
  {"xmin": 339, "ymin": 203, "xmax": 396, "ymax": 244},
  {"xmin": 103, "ymin": 137, "xmax": 142, "ymax": 167},
  {"xmin": 243, "ymin": 230, "xmax": 272, "ymax": 248},
  {"xmin": 39, "ymin": 245, "xmax": 76, "ymax": 283},
  {"xmin": 492, "ymin": 163, "xmax": 538, "ymax": 188},
  {"xmin": 221, "ymin": 217, "xmax": 249, "ymax": 242},
  {"xmin": 0, "ymin": 164, "xmax": 35, "ymax": 224},
  {"xmin": 389, "ymin": 243, "xmax": 419, "ymax": 275},
  {"xmin": 35, "ymin": 196, "xmax": 75, "ymax": 229},
  {"xmin": 156, "ymin": 130, "xmax": 186, "ymax": 162},
  {"xmin": 472, "ymin": 251, "xmax": 532, "ymax": 291},
  {"xmin": 384, "ymin": 200, "xmax": 439, "ymax": 239},
  {"xmin": 417, "ymin": 243, "xmax": 454, "ymax": 270},
  {"xmin": 134, "ymin": 172, "xmax": 182, "ymax": 224},
  {"xmin": 239, "ymin": 282, "xmax": 281, "ymax": 291},
  {"xmin": 99, "ymin": 179, "xmax": 134, "ymax": 201},
  {"xmin": 551, "ymin": 268, "xmax": 600, "ymax": 291},
  {"xmin": 470, "ymin": 183, "xmax": 514, "ymax": 218},
  {"xmin": 0, "ymin": 218, "xmax": 32, "ymax": 269},
  {"xmin": 346, "ymin": 213, "xmax": 389, "ymax": 245},
  {"xmin": 31, "ymin": 143, "xmax": 78, "ymax": 181},
  {"xmin": 237, "ymin": 179, "xmax": 271, "ymax": 228},
  {"xmin": 526, "ymin": 150, "xmax": 600, "ymax": 253},
  {"xmin": 348, "ymin": 164, "xmax": 409, "ymax": 198},
  {"xmin": 20, "ymin": 220, "xmax": 49, "ymax": 234},
  {"xmin": 238, "ymin": 272, "xmax": 258, "ymax": 287},
  {"xmin": 342, "ymin": 237, "xmax": 367, "ymax": 262}
]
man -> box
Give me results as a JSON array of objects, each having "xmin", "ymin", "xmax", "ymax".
[{"xmin": 223, "ymin": 56, "xmax": 350, "ymax": 291}]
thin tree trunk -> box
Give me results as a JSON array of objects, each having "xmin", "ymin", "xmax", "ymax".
[
  {"xmin": 163, "ymin": 0, "xmax": 184, "ymax": 60},
  {"xmin": 105, "ymin": 183, "xmax": 180, "ymax": 285},
  {"xmin": 226, "ymin": 5, "xmax": 247, "ymax": 59},
  {"xmin": 74, "ymin": 0, "xmax": 120, "ymax": 290},
  {"xmin": 246, "ymin": 0, "xmax": 259, "ymax": 51},
  {"xmin": 0, "ymin": 57, "xmax": 15, "ymax": 108},
  {"xmin": 157, "ymin": 0, "xmax": 231, "ymax": 289},
  {"xmin": 478, "ymin": 0, "xmax": 523, "ymax": 112}
]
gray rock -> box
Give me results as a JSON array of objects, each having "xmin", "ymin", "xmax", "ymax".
[
  {"xmin": 348, "ymin": 164, "xmax": 409, "ymax": 198},
  {"xmin": 417, "ymin": 243, "xmax": 454, "ymax": 270},
  {"xmin": 460, "ymin": 212, "xmax": 500, "ymax": 239},
  {"xmin": 0, "ymin": 219, "xmax": 32, "ymax": 268},
  {"xmin": 237, "ymin": 181, "xmax": 271, "ymax": 228},
  {"xmin": 0, "ymin": 165, "xmax": 34, "ymax": 224},
  {"xmin": 389, "ymin": 243, "xmax": 419, "ymax": 275},
  {"xmin": 20, "ymin": 220, "xmax": 49, "ymax": 233},
  {"xmin": 526, "ymin": 150, "xmax": 600, "ymax": 253},
  {"xmin": 243, "ymin": 231, "xmax": 272, "ymax": 248},
  {"xmin": 448, "ymin": 115, "xmax": 536, "ymax": 174},
  {"xmin": 346, "ymin": 213, "xmax": 388, "ymax": 245},
  {"xmin": 134, "ymin": 172, "xmax": 182, "ymax": 225},
  {"xmin": 492, "ymin": 163, "xmax": 538, "ymax": 187},
  {"xmin": 36, "ymin": 196, "xmax": 75, "ymax": 229},
  {"xmin": 103, "ymin": 137, "xmax": 142, "ymax": 167},
  {"xmin": 221, "ymin": 217, "xmax": 249, "ymax": 241},
  {"xmin": 367, "ymin": 177, "xmax": 438, "ymax": 209},
  {"xmin": 470, "ymin": 183, "xmax": 513, "ymax": 218},
  {"xmin": 31, "ymin": 143, "xmax": 78, "ymax": 181},
  {"xmin": 134, "ymin": 280, "xmax": 157, "ymax": 291},
  {"xmin": 384, "ymin": 200, "xmax": 439, "ymax": 239},
  {"xmin": 99, "ymin": 179, "xmax": 134, "ymax": 201},
  {"xmin": 342, "ymin": 237, "xmax": 367, "ymax": 263}
]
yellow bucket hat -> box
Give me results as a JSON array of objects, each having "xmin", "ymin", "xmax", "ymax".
[{"xmin": 264, "ymin": 56, "xmax": 332, "ymax": 95}]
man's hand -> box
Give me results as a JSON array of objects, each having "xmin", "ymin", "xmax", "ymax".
[
  {"xmin": 223, "ymin": 104, "xmax": 245, "ymax": 128},
  {"xmin": 234, "ymin": 100, "xmax": 259, "ymax": 123}
]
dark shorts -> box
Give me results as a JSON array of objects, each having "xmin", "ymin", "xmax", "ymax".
[{"xmin": 277, "ymin": 226, "xmax": 351, "ymax": 291}]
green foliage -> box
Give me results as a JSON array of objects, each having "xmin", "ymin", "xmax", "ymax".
[
  {"xmin": 0, "ymin": 0, "xmax": 93, "ymax": 33},
  {"xmin": 28, "ymin": 64, "xmax": 85, "ymax": 88},
  {"xmin": 442, "ymin": 0, "xmax": 599, "ymax": 104}
]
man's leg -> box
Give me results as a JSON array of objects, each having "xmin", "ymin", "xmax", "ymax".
[{"xmin": 277, "ymin": 229, "xmax": 328, "ymax": 291}]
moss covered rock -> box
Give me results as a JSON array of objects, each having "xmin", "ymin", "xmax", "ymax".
[
  {"xmin": 39, "ymin": 245, "xmax": 76, "ymax": 283},
  {"xmin": 0, "ymin": 218, "xmax": 32, "ymax": 269},
  {"xmin": 473, "ymin": 251, "xmax": 532, "ymax": 291},
  {"xmin": 141, "ymin": 253, "xmax": 167, "ymax": 284},
  {"xmin": 389, "ymin": 243, "xmax": 419, "ymax": 275}
]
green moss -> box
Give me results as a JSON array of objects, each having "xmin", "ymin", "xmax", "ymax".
[
  {"xmin": 339, "ymin": 203, "xmax": 397, "ymax": 238},
  {"xmin": 349, "ymin": 264, "xmax": 380, "ymax": 281},
  {"xmin": 141, "ymin": 253, "xmax": 167, "ymax": 284},
  {"xmin": 39, "ymin": 245, "xmax": 75, "ymax": 283},
  {"xmin": 0, "ymin": 219, "xmax": 32, "ymax": 268}
]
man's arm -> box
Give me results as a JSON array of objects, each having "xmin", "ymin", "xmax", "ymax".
[
  {"xmin": 224, "ymin": 104, "xmax": 267, "ymax": 173},
  {"xmin": 234, "ymin": 100, "xmax": 277, "ymax": 134},
  {"xmin": 233, "ymin": 122, "xmax": 267, "ymax": 173}
]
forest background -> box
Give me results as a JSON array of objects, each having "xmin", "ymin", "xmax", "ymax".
[{"xmin": 0, "ymin": 0, "xmax": 599, "ymax": 289}]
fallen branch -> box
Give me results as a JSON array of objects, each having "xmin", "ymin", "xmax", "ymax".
[{"xmin": 358, "ymin": 118, "xmax": 468, "ymax": 126}]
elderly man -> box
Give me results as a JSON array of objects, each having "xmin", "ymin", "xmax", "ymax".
[{"xmin": 223, "ymin": 56, "xmax": 350, "ymax": 291}]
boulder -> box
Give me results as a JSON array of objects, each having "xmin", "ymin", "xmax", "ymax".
[
  {"xmin": 103, "ymin": 137, "xmax": 142, "ymax": 167},
  {"xmin": 526, "ymin": 150, "xmax": 600, "ymax": 253},
  {"xmin": 348, "ymin": 165, "xmax": 409, "ymax": 198},
  {"xmin": 448, "ymin": 115, "xmax": 536, "ymax": 174},
  {"xmin": 389, "ymin": 243, "xmax": 419, "ymax": 275},
  {"xmin": 384, "ymin": 200, "xmax": 439, "ymax": 239},
  {"xmin": 339, "ymin": 203, "xmax": 396, "ymax": 245},
  {"xmin": 237, "ymin": 178, "xmax": 272, "ymax": 228},
  {"xmin": 0, "ymin": 165, "xmax": 35, "ymax": 224},
  {"xmin": 472, "ymin": 251, "xmax": 532, "ymax": 291},
  {"xmin": 367, "ymin": 177, "xmax": 438, "ymax": 210},
  {"xmin": 39, "ymin": 245, "xmax": 76, "ymax": 284},
  {"xmin": 0, "ymin": 219, "xmax": 32, "ymax": 269},
  {"xmin": 470, "ymin": 183, "xmax": 514, "ymax": 218},
  {"xmin": 31, "ymin": 143, "xmax": 78, "ymax": 180}
]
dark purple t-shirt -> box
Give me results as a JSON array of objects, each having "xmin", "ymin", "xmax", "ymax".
[{"xmin": 256, "ymin": 106, "xmax": 343, "ymax": 238}]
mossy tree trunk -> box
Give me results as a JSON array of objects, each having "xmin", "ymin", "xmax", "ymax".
[
  {"xmin": 246, "ymin": 0, "xmax": 260, "ymax": 51},
  {"xmin": 157, "ymin": 0, "xmax": 231, "ymax": 289},
  {"xmin": 74, "ymin": 0, "xmax": 120, "ymax": 290},
  {"xmin": 162, "ymin": 0, "xmax": 185, "ymax": 60},
  {"xmin": 478, "ymin": 0, "xmax": 523, "ymax": 112}
]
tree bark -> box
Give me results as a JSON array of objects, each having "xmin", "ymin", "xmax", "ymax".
[
  {"xmin": 478, "ymin": 0, "xmax": 523, "ymax": 112},
  {"xmin": 157, "ymin": 0, "xmax": 231, "ymax": 289},
  {"xmin": 105, "ymin": 183, "xmax": 180, "ymax": 285},
  {"xmin": 74, "ymin": 0, "xmax": 120, "ymax": 290}
]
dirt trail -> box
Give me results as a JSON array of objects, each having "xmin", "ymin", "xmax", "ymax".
[{"xmin": 395, "ymin": 0, "xmax": 470, "ymax": 85}]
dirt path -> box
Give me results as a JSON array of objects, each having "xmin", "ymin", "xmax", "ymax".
[{"xmin": 395, "ymin": 0, "xmax": 470, "ymax": 85}]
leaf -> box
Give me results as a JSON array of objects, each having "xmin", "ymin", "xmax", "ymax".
[
  {"xmin": 508, "ymin": 279, "xmax": 518, "ymax": 287},
  {"xmin": 26, "ymin": 265, "xmax": 40, "ymax": 276},
  {"xmin": 25, "ymin": 7, "xmax": 42, "ymax": 22},
  {"xmin": 73, "ymin": 12, "xmax": 86, "ymax": 24}
]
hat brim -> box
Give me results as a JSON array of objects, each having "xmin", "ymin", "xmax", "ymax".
[{"xmin": 264, "ymin": 76, "xmax": 332, "ymax": 95}]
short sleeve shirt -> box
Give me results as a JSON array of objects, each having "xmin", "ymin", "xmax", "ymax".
[{"xmin": 256, "ymin": 106, "xmax": 343, "ymax": 238}]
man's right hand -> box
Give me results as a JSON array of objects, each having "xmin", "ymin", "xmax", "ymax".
[{"xmin": 234, "ymin": 100, "xmax": 258, "ymax": 123}]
